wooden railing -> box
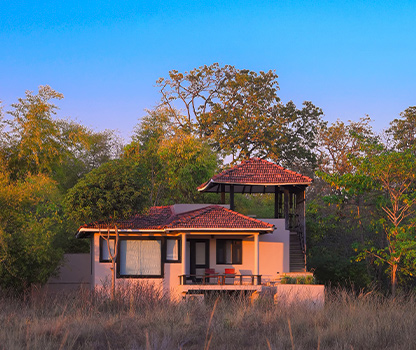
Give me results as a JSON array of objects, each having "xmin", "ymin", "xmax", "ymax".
[{"xmin": 179, "ymin": 274, "xmax": 262, "ymax": 286}]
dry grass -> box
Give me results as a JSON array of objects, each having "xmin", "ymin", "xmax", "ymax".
[{"xmin": 1, "ymin": 285, "xmax": 416, "ymax": 350}]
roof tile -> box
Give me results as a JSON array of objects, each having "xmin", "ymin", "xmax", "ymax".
[
  {"xmin": 198, "ymin": 158, "xmax": 312, "ymax": 190},
  {"xmin": 78, "ymin": 205, "xmax": 273, "ymax": 232}
]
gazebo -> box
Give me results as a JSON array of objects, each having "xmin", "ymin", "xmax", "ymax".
[{"xmin": 198, "ymin": 158, "xmax": 312, "ymax": 272}]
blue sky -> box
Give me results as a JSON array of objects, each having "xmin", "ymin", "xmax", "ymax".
[{"xmin": 1, "ymin": 0, "xmax": 415, "ymax": 141}]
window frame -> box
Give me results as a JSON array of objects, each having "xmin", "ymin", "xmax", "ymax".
[
  {"xmin": 99, "ymin": 236, "xmax": 116, "ymax": 263},
  {"xmin": 116, "ymin": 237, "xmax": 164, "ymax": 279},
  {"xmin": 165, "ymin": 237, "xmax": 181, "ymax": 263},
  {"xmin": 216, "ymin": 239, "xmax": 242, "ymax": 265}
]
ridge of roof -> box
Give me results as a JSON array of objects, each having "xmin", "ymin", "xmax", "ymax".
[{"xmin": 165, "ymin": 205, "xmax": 274, "ymax": 230}]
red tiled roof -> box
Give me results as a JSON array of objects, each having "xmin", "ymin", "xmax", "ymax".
[
  {"xmin": 165, "ymin": 205, "xmax": 273, "ymax": 230},
  {"xmin": 198, "ymin": 158, "xmax": 312, "ymax": 191},
  {"xmin": 77, "ymin": 205, "xmax": 273, "ymax": 234},
  {"xmin": 79, "ymin": 206, "xmax": 174, "ymax": 230}
]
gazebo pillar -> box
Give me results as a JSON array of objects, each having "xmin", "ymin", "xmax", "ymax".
[
  {"xmin": 254, "ymin": 232, "xmax": 259, "ymax": 285},
  {"xmin": 230, "ymin": 185, "xmax": 235, "ymax": 211},
  {"xmin": 221, "ymin": 184, "xmax": 225, "ymax": 204},
  {"xmin": 274, "ymin": 186, "xmax": 279, "ymax": 218}
]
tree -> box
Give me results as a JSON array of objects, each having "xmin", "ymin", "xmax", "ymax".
[
  {"xmin": 157, "ymin": 63, "xmax": 324, "ymax": 166},
  {"xmin": 352, "ymin": 147, "xmax": 416, "ymax": 295},
  {"xmin": 321, "ymin": 140, "xmax": 416, "ymax": 295},
  {"xmin": 65, "ymin": 159, "xmax": 150, "ymax": 299},
  {"xmin": 317, "ymin": 116, "xmax": 375, "ymax": 176},
  {"xmin": 3, "ymin": 86, "xmax": 122, "ymax": 189},
  {"xmin": 387, "ymin": 106, "xmax": 416, "ymax": 152},
  {"xmin": 4, "ymin": 86, "xmax": 65, "ymax": 177},
  {"xmin": 125, "ymin": 108, "xmax": 219, "ymax": 206},
  {"xmin": 0, "ymin": 169, "xmax": 63, "ymax": 294},
  {"xmin": 53, "ymin": 119, "xmax": 122, "ymax": 192}
]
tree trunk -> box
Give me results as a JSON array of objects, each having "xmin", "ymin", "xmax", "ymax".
[
  {"xmin": 391, "ymin": 264, "xmax": 398, "ymax": 297},
  {"xmin": 111, "ymin": 260, "xmax": 116, "ymax": 301}
]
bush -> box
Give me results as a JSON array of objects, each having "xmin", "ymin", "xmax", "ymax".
[{"xmin": 280, "ymin": 275, "xmax": 317, "ymax": 284}]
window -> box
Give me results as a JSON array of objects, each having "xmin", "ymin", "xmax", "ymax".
[
  {"xmin": 100, "ymin": 237, "xmax": 115, "ymax": 262},
  {"xmin": 166, "ymin": 238, "xmax": 181, "ymax": 263},
  {"xmin": 216, "ymin": 239, "xmax": 242, "ymax": 264},
  {"xmin": 118, "ymin": 239, "xmax": 162, "ymax": 278}
]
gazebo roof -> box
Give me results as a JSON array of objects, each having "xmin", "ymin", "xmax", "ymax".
[{"xmin": 197, "ymin": 158, "xmax": 312, "ymax": 193}]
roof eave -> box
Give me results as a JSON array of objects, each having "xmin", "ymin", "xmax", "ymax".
[
  {"xmin": 198, "ymin": 181, "xmax": 312, "ymax": 192},
  {"xmin": 165, "ymin": 227, "xmax": 274, "ymax": 233}
]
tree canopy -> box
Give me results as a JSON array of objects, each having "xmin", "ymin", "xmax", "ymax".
[
  {"xmin": 157, "ymin": 63, "xmax": 324, "ymax": 168},
  {"xmin": 0, "ymin": 169, "xmax": 63, "ymax": 293},
  {"xmin": 124, "ymin": 108, "xmax": 219, "ymax": 206},
  {"xmin": 65, "ymin": 159, "xmax": 150, "ymax": 225}
]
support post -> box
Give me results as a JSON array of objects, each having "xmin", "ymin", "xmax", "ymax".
[
  {"xmin": 181, "ymin": 233, "xmax": 187, "ymax": 285},
  {"xmin": 284, "ymin": 190, "xmax": 289, "ymax": 230},
  {"xmin": 230, "ymin": 185, "xmax": 235, "ymax": 211},
  {"xmin": 254, "ymin": 232, "xmax": 259, "ymax": 285},
  {"xmin": 221, "ymin": 184, "xmax": 225, "ymax": 204},
  {"xmin": 274, "ymin": 186, "xmax": 279, "ymax": 218}
]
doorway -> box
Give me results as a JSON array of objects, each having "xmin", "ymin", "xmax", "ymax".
[{"xmin": 189, "ymin": 239, "xmax": 209, "ymax": 282}]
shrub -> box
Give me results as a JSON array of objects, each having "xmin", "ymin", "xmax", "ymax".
[{"xmin": 280, "ymin": 275, "xmax": 317, "ymax": 284}]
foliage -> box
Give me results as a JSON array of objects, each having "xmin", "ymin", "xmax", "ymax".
[
  {"xmin": 306, "ymin": 198, "xmax": 376, "ymax": 289},
  {"xmin": 387, "ymin": 106, "xmax": 416, "ymax": 152},
  {"xmin": 3, "ymin": 86, "xmax": 121, "ymax": 190},
  {"xmin": 125, "ymin": 108, "xmax": 219, "ymax": 206},
  {"xmin": 0, "ymin": 169, "xmax": 63, "ymax": 293},
  {"xmin": 234, "ymin": 193, "xmax": 275, "ymax": 219},
  {"xmin": 317, "ymin": 116, "xmax": 376, "ymax": 176},
  {"xmin": 352, "ymin": 146, "xmax": 416, "ymax": 295},
  {"xmin": 157, "ymin": 63, "xmax": 324, "ymax": 167},
  {"xmin": 280, "ymin": 275, "xmax": 316, "ymax": 284},
  {"xmin": 64, "ymin": 159, "xmax": 150, "ymax": 225},
  {"xmin": 317, "ymin": 133, "xmax": 416, "ymax": 294}
]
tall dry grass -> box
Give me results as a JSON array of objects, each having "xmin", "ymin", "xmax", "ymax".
[{"xmin": 1, "ymin": 285, "xmax": 416, "ymax": 350}]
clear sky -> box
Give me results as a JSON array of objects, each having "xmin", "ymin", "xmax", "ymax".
[{"xmin": 1, "ymin": 0, "xmax": 415, "ymax": 141}]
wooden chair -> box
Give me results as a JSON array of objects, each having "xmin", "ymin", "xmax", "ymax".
[
  {"xmin": 223, "ymin": 268, "xmax": 236, "ymax": 285},
  {"xmin": 204, "ymin": 268, "xmax": 219, "ymax": 284}
]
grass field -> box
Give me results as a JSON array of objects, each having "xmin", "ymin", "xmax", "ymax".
[{"xmin": 1, "ymin": 284, "xmax": 416, "ymax": 350}]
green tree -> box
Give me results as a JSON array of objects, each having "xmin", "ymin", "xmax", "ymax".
[
  {"xmin": 157, "ymin": 63, "xmax": 324, "ymax": 167},
  {"xmin": 353, "ymin": 147, "xmax": 416, "ymax": 295},
  {"xmin": 0, "ymin": 169, "xmax": 63, "ymax": 294},
  {"xmin": 5, "ymin": 86, "xmax": 65, "ymax": 176},
  {"xmin": 4, "ymin": 86, "xmax": 121, "ymax": 189},
  {"xmin": 65, "ymin": 159, "xmax": 150, "ymax": 299},
  {"xmin": 321, "ymin": 140, "xmax": 416, "ymax": 295},
  {"xmin": 53, "ymin": 120, "xmax": 122, "ymax": 192},
  {"xmin": 387, "ymin": 106, "xmax": 416, "ymax": 152},
  {"xmin": 125, "ymin": 108, "xmax": 219, "ymax": 206}
]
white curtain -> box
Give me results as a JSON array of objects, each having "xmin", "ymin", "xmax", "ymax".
[
  {"xmin": 120, "ymin": 240, "xmax": 161, "ymax": 276},
  {"xmin": 166, "ymin": 239, "xmax": 178, "ymax": 261},
  {"xmin": 101, "ymin": 238, "xmax": 115, "ymax": 261}
]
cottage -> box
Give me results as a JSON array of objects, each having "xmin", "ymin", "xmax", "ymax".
[{"xmin": 76, "ymin": 158, "xmax": 312, "ymax": 299}]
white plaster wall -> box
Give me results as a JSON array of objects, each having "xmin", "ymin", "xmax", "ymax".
[
  {"xmin": 275, "ymin": 284, "xmax": 325, "ymax": 308},
  {"xmin": 208, "ymin": 235, "xmax": 284, "ymax": 283},
  {"xmin": 261, "ymin": 219, "xmax": 290, "ymax": 273},
  {"xmin": 92, "ymin": 233, "xmax": 179, "ymax": 297}
]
